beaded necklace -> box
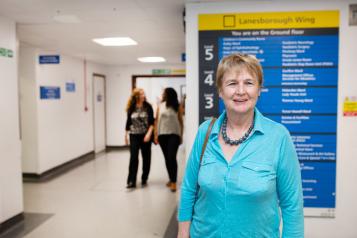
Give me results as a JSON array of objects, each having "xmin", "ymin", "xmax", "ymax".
[{"xmin": 221, "ymin": 115, "xmax": 254, "ymax": 146}]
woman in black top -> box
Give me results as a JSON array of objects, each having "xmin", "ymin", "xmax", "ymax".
[{"xmin": 125, "ymin": 88, "xmax": 154, "ymax": 189}]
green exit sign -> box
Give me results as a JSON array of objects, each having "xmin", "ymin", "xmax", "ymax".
[
  {"xmin": 0, "ymin": 47, "xmax": 13, "ymax": 58},
  {"xmin": 152, "ymin": 69, "xmax": 171, "ymax": 75}
]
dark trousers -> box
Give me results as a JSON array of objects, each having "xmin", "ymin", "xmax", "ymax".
[
  {"xmin": 127, "ymin": 134, "xmax": 152, "ymax": 185},
  {"xmin": 158, "ymin": 134, "xmax": 180, "ymax": 183}
]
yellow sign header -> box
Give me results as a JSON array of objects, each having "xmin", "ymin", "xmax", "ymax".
[{"xmin": 199, "ymin": 11, "xmax": 339, "ymax": 30}]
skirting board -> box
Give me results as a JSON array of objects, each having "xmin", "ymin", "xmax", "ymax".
[
  {"xmin": 0, "ymin": 213, "xmax": 24, "ymax": 235},
  {"xmin": 105, "ymin": 145, "xmax": 129, "ymax": 152},
  {"xmin": 23, "ymin": 151, "xmax": 95, "ymax": 182}
]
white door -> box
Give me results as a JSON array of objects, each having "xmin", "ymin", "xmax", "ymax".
[
  {"xmin": 136, "ymin": 77, "xmax": 186, "ymax": 114},
  {"xmin": 93, "ymin": 75, "xmax": 106, "ymax": 153}
]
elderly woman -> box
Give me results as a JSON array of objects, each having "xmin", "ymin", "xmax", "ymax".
[{"xmin": 177, "ymin": 53, "xmax": 304, "ymax": 237}]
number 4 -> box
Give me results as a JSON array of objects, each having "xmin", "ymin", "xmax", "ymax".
[{"xmin": 204, "ymin": 73, "xmax": 214, "ymax": 86}]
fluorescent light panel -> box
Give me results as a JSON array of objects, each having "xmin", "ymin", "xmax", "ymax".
[
  {"xmin": 92, "ymin": 37, "xmax": 137, "ymax": 46},
  {"xmin": 138, "ymin": 57, "xmax": 166, "ymax": 63}
]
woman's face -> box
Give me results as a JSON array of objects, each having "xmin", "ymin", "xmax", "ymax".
[
  {"xmin": 161, "ymin": 90, "xmax": 166, "ymax": 102},
  {"xmin": 138, "ymin": 90, "xmax": 145, "ymax": 103},
  {"xmin": 219, "ymin": 67, "xmax": 261, "ymax": 116}
]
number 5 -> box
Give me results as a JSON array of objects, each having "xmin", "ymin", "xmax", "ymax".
[{"xmin": 205, "ymin": 48, "xmax": 213, "ymax": 61}]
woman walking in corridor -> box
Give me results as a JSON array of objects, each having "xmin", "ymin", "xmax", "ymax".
[
  {"xmin": 125, "ymin": 88, "xmax": 154, "ymax": 189},
  {"xmin": 155, "ymin": 87, "xmax": 183, "ymax": 192}
]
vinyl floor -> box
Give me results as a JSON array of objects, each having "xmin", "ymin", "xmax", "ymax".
[{"xmin": 14, "ymin": 145, "xmax": 185, "ymax": 238}]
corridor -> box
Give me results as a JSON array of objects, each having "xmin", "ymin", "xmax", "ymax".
[{"xmin": 1, "ymin": 146, "xmax": 184, "ymax": 238}]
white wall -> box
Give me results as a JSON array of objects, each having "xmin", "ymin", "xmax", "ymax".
[
  {"xmin": 20, "ymin": 46, "xmax": 109, "ymax": 174},
  {"xmin": 19, "ymin": 48, "xmax": 185, "ymax": 172},
  {"xmin": 106, "ymin": 64, "xmax": 184, "ymax": 146},
  {"xmin": 0, "ymin": 16, "xmax": 23, "ymax": 223},
  {"xmin": 136, "ymin": 77, "xmax": 186, "ymax": 115},
  {"xmin": 185, "ymin": 1, "xmax": 357, "ymax": 237},
  {"xmin": 19, "ymin": 45, "xmax": 39, "ymax": 172}
]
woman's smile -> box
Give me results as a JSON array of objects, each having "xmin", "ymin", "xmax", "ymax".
[{"xmin": 232, "ymin": 98, "xmax": 248, "ymax": 103}]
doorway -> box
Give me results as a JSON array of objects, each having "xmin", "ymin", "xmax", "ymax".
[
  {"xmin": 92, "ymin": 74, "xmax": 107, "ymax": 153},
  {"xmin": 133, "ymin": 75, "xmax": 186, "ymax": 114}
]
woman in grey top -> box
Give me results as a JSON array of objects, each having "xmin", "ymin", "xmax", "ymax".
[{"xmin": 154, "ymin": 88, "xmax": 183, "ymax": 192}]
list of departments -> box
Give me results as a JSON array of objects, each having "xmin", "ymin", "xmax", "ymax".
[{"xmin": 218, "ymin": 28, "xmax": 338, "ymax": 207}]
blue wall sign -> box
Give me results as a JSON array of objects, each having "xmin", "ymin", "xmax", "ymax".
[
  {"xmin": 199, "ymin": 12, "xmax": 339, "ymax": 211},
  {"xmin": 39, "ymin": 55, "xmax": 60, "ymax": 64},
  {"xmin": 181, "ymin": 53, "xmax": 186, "ymax": 62},
  {"xmin": 40, "ymin": 86, "xmax": 61, "ymax": 99},
  {"xmin": 66, "ymin": 82, "xmax": 76, "ymax": 92}
]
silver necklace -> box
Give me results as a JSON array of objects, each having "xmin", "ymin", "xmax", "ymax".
[{"xmin": 221, "ymin": 115, "xmax": 254, "ymax": 146}]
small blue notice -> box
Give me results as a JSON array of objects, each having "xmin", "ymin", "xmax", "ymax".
[
  {"xmin": 39, "ymin": 55, "xmax": 60, "ymax": 64},
  {"xmin": 181, "ymin": 53, "xmax": 186, "ymax": 62},
  {"xmin": 66, "ymin": 82, "xmax": 76, "ymax": 92},
  {"xmin": 40, "ymin": 86, "xmax": 61, "ymax": 99}
]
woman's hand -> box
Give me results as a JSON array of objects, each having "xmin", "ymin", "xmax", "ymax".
[
  {"xmin": 177, "ymin": 221, "xmax": 191, "ymax": 238},
  {"xmin": 154, "ymin": 106, "xmax": 160, "ymax": 145},
  {"xmin": 144, "ymin": 125, "xmax": 154, "ymax": 143},
  {"xmin": 124, "ymin": 134, "xmax": 129, "ymax": 145},
  {"xmin": 143, "ymin": 134, "xmax": 151, "ymax": 143}
]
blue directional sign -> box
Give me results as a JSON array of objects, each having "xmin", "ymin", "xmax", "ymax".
[
  {"xmin": 218, "ymin": 32, "xmax": 339, "ymax": 207},
  {"xmin": 40, "ymin": 86, "xmax": 61, "ymax": 99},
  {"xmin": 66, "ymin": 82, "xmax": 76, "ymax": 92},
  {"xmin": 257, "ymin": 87, "xmax": 338, "ymax": 114},
  {"xmin": 200, "ymin": 12, "xmax": 339, "ymax": 211},
  {"xmin": 39, "ymin": 55, "xmax": 60, "ymax": 64},
  {"xmin": 300, "ymin": 161, "xmax": 336, "ymax": 207}
]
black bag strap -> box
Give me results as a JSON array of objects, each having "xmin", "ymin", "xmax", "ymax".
[{"xmin": 199, "ymin": 117, "xmax": 217, "ymax": 165}]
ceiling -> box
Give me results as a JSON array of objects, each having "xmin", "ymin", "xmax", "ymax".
[
  {"xmin": 0, "ymin": 0, "xmax": 186, "ymax": 66},
  {"xmin": 3, "ymin": 0, "xmax": 341, "ymax": 66}
]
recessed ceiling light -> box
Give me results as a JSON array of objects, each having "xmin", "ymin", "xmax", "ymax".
[
  {"xmin": 92, "ymin": 37, "xmax": 137, "ymax": 46},
  {"xmin": 137, "ymin": 57, "xmax": 166, "ymax": 63}
]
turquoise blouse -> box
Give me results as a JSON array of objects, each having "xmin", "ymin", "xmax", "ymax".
[{"xmin": 178, "ymin": 108, "xmax": 304, "ymax": 238}]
